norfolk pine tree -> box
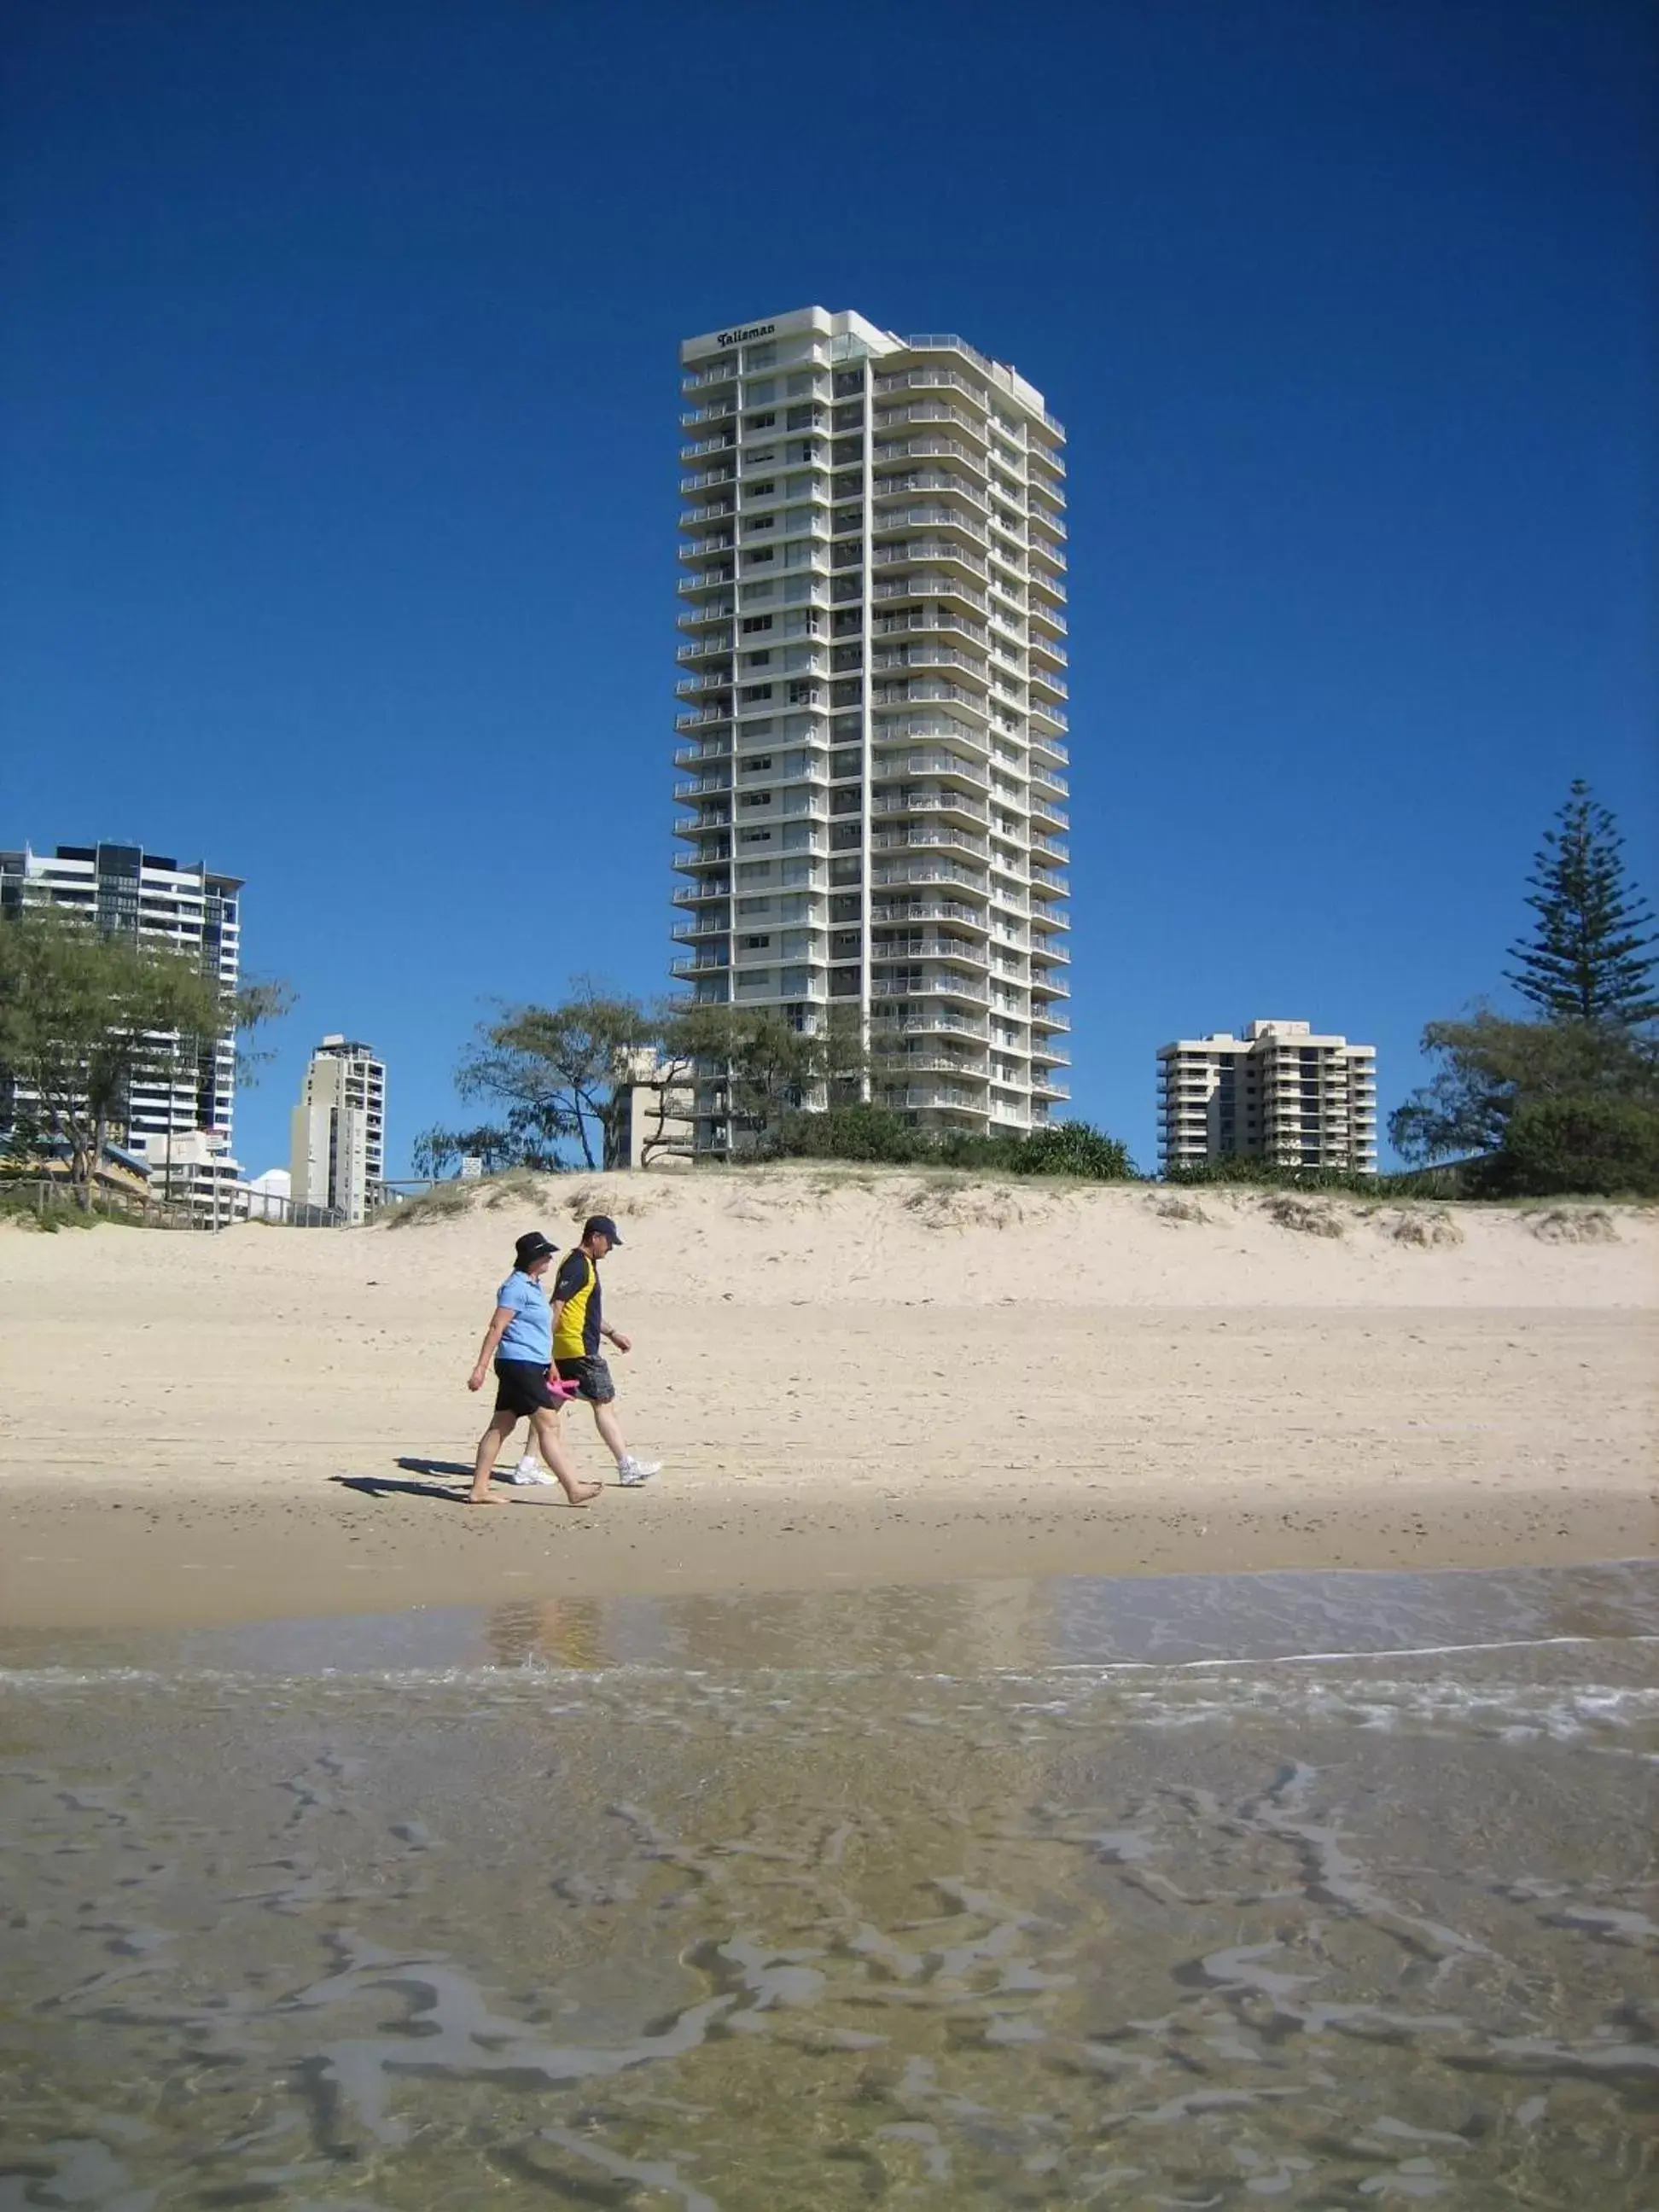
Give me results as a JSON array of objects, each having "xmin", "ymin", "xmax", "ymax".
[{"xmin": 1503, "ymin": 779, "xmax": 1658, "ymax": 1025}]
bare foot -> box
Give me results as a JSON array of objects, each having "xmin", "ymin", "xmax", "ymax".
[
  {"xmin": 562, "ymin": 1481, "xmax": 603, "ymax": 1506},
  {"xmin": 464, "ymin": 1491, "xmax": 509, "ymax": 1507}
]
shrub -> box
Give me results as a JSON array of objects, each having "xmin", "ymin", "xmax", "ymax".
[
  {"xmin": 1481, "ymin": 1097, "xmax": 1659, "ymax": 1198},
  {"xmin": 766, "ymin": 1109, "xmax": 1137, "ymax": 1182}
]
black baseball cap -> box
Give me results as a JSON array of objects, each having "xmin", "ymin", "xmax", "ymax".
[
  {"xmin": 583, "ymin": 1215, "xmax": 622, "ymax": 1245},
  {"xmin": 515, "ymin": 1231, "xmax": 556, "ymax": 1266}
]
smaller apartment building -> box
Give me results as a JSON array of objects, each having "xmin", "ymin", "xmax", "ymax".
[
  {"xmin": 1157, "ymin": 1020, "xmax": 1377, "ymax": 1174},
  {"xmin": 290, "ymin": 1035, "xmax": 386, "ymax": 1224}
]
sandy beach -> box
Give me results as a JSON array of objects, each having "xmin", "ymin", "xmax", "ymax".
[{"xmin": 0, "ymin": 1167, "xmax": 1654, "ymax": 1629}]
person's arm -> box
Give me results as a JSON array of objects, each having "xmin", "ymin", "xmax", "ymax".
[
  {"xmin": 602, "ymin": 1317, "xmax": 632, "ymax": 1355},
  {"xmin": 469, "ymin": 1304, "xmax": 515, "ymax": 1391}
]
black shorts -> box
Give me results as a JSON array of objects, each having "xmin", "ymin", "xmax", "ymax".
[
  {"xmin": 493, "ymin": 1360, "xmax": 562, "ymax": 1417},
  {"xmin": 555, "ymin": 1354, "xmax": 615, "ymax": 1405}
]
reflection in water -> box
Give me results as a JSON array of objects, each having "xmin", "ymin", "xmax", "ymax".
[{"xmin": 0, "ymin": 1561, "xmax": 1656, "ymax": 2208}]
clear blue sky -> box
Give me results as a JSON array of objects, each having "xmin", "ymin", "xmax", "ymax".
[{"xmin": 3, "ymin": 0, "xmax": 1654, "ymax": 1176}]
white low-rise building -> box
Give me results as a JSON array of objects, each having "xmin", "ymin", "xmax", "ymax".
[{"xmin": 1157, "ymin": 1020, "xmax": 1378, "ymax": 1174}]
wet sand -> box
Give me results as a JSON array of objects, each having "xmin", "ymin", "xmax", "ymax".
[
  {"xmin": 4, "ymin": 1562, "xmax": 1657, "ymax": 2209},
  {"xmin": 1, "ymin": 1171, "xmax": 1654, "ymax": 1631}
]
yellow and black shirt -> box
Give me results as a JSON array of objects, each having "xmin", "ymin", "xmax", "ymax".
[{"xmin": 552, "ymin": 1249, "xmax": 602, "ymax": 1359}]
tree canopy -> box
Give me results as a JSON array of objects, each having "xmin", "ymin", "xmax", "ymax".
[
  {"xmin": 1504, "ymin": 778, "xmax": 1657, "ymax": 1024},
  {"xmin": 0, "ymin": 905, "xmax": 290, "ymax": 1202},
  {"xmin": 1390, "ymin": 782, "xmax": 1658, "ymax": 1193}
]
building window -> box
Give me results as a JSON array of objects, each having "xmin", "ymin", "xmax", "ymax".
[
  {"xmin": 739, "ymin": 829, "xmax": 774, "ymax": 845},
  {"xmin": 744, "ymin": 649, "xmax": 772, "ymax": 668},
  {"xmin": 744, "ymin": 934, "xmax": 771, "ymax": 950},
  {"xmin": 741, "ymin": 614, "xmax": 774, "ymax": 633},
  {"xmin": 745, "ymin": 413, "xmax": 777, "ymax": 432},
  {"xmin": 740, "ymin": 790, "xmax": 774, "ymax": 807},
  {"xmin": 742, "ymin": 684, "xmax": 773, "ymax": 703}
]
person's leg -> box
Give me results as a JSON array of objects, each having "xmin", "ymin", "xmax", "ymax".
[
  {"xmin": 530, "ymin": 1407, "xmax": 602, "ymax": 1505},
  {"xmin": 585, "ymin": 1369, "xmax": 660, "ymax": 1485},
  {"xmin": 468, "ymin": 1411, "xmax": 517, "ymax": 1505},
  {"xmin": 591, "ymin": 1399, "xmax": 631, "ymax": 1466},
  {"xmin": 512, "ymin": 1415, "xmax": 555, "ymax": 1485}
]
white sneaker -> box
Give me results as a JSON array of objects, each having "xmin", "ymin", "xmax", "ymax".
[
  {"xmin": 617, "ymin": 1458, "xmax": 661, "ymax": 1487},
  {"xmin": 509, "ymin": 1461, "xmax": 557, "ymax": 1487}
]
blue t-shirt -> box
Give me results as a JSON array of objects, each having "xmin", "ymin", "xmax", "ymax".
[{"xmin": 496, "ymin": 1270, "xmax": 552, "ymax": 1363}]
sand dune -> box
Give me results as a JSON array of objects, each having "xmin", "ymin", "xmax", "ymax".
[{"xmin": 1, "ymin": 1167, "xmax": 1654, "ymax": 1627}]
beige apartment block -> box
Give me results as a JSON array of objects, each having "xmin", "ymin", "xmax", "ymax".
[
  {"xmin": 1157, "ymin": 1020, "xmax": 1378, "ymax": 1174},
  {"xmin": 290, "ymin": 1034, "xmax": 386, "ymax": 1224},
  {"xmin": 672, "ymin": 306, "xmax": 1072, "ymax": 1150}
]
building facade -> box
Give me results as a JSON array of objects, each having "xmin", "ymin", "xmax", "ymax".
[
  {"xmin": 672, "ymin": 306, "xmax": 1072, "ymax": 1150},
  {"xmin": 0, "ymin": 841, "xmax": 242, "ymax": 1166},
  {"xmin": 289, "ymin": 1034, "xmax": 386, "ymax": 1224},
  {"xmin": 1156, "ymin": 1021, "xmax": 1378, "ymax": 1174}
]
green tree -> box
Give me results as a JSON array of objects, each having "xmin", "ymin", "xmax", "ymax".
[
  {"xmin": 1388, "ymin": 1010, "xmax": 1659, "ymax": 1165},
  {"xmin": 410, "ymin": 1123, "xmax": 521, "ymax": 1179},
  {"xmin": 660, "ymin": 1001, "xmax": 866, "ymax": 1154},
  {"xmin": 0, "ymin": 906, "xmax": 290, "ymax": 1207},
  {"xmin": 1504, "ymin": 779, "xmax": 1657, "ymax": 1023},
  {"xmin": 457, "ymin": 981, "xmax": 654, "ymax": 1171}
]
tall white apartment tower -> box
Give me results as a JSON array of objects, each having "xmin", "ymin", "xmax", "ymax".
[
  {"xmin": 289, "ymin": 1035, "xmax": 386, "ymax": 1224},
  {"xmin": 672, "ymin": 306, "xmax": 1072, "ymax": 1150},
  {"xmin": 0, "ymin": 841, "xmax": 242, "ymax": 1161}
]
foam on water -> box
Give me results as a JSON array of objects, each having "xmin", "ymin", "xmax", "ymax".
[{"xmin": 2, "ymin": 1559, "xmax": 1656, "ymax": 2208}]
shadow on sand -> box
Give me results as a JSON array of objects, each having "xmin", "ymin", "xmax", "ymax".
[{"xmin": 332, "ymin": 1471, "xmax": 463, "ymax": 1505}]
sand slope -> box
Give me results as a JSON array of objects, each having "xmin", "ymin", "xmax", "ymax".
[{"xmin": 1, "ymin": 1168, "xmax": 1654, "ymax": 1627}]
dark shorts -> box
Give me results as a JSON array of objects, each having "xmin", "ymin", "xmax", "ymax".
[
  {"xmin": 555, "ymin": 1354, "xmax": 615, "ymax": 1405},
  {"xmin": 493, "ymin": 1359, "xmax": 562, "ymax": 1418}
]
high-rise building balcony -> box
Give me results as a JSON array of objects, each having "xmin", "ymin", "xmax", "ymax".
[
  {"xmin": 871, "ymin": 573, "xmax": 991, "ymax": 617},
  {"xmin": 678, "ymin": 634, "xmax": 733, "ymax": 663},
  {"xmin": 678, "ymin": 568, "xmax": 736, "ymax": 595},
  {"xmin": 678, "ymin": 601, "xmax": 736, "ymax": 628},
  {"xmin": 871, "ymin": 788, "xmax": 988, "ymax": 830},
  {"xmin": 872, "ymin": 748, "xmax": 989, "ymax": 789},
  {"xmin": 872, "ymin": 933, "xmax": 990, "ymax": 967},
  {"xmin": 672, "ymin": 839, "xmax": 731, "ymax": 871},
  {"xmin": 872, "ymin": 537, "xmax": 989, "ymax": 581}
]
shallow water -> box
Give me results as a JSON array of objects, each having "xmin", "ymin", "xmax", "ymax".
[{"xmin": 2, "ymin": 1563, "xmax": 1656, "ymax": 2209}]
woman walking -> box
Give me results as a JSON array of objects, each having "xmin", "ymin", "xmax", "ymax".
[{"xmin": 465, "ymin": 1231, "xmax": 602, "ymax": 1508}]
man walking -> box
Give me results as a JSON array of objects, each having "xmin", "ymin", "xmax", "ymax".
[
  {"xmin": 550, "ymin": 1214, "xmax": 661, "ymax": 1487},
  {"xmin": 465, "ymin": 1231, "xmax": 602, "ymax": 1509}
]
